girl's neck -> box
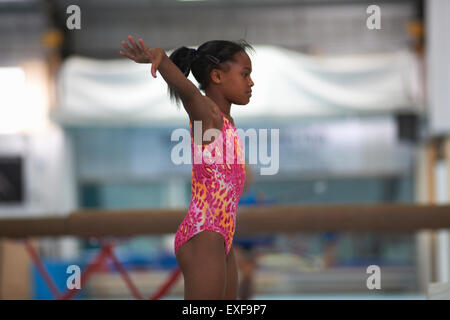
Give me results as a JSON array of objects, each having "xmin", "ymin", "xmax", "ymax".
[{"xmin": 205, "ymin": 88, "xmax": 231, "ymax": 116}]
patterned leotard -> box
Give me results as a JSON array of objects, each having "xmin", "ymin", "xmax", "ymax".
[{"xmin": 174, "ymin": 112, "xmax": 246, "ymax": 256}]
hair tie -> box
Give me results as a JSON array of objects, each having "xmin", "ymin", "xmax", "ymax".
[{"xmin": 190, "ymin": 48, "xmax": 199, "ymax": 60}]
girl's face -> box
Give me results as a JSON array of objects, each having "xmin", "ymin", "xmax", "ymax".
[{"xmin": 218, "ymin": 51, "xmax": 254, "ymax": 105}]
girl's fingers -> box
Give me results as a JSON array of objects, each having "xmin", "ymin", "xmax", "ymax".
[
  {"xmin": 151, "ymin": 55, "xmax": 162, "ymax": 78},
  {"xmin": 151, "ymin": 63, "xmax": 157, "ymax": 78},
  {"xmin": 121, "ymin": 41, "xmax": 135, "ymax": 54},
  {"xmin": 139, "ymin": 39, "xmax": 149, "ymax": 51},
  {"xmin": 128, "ymin": 35, "xmax": 140, "ymax": 52},
  {"xmin": 119, "ymin": 50, "xmax": 134, "ymax": 60}
]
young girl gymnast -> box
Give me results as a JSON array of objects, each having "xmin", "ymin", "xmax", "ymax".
[{"xmin": 120, "ymin": 36, "xmax": 254, "ymax": 299}]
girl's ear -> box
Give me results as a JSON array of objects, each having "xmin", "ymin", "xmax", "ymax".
[{"xmin": 209, "ymin": 69, "xmax": 222, "ymax": 84}]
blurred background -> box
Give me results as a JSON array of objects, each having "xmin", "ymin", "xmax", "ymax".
[{"xmin": 0, "ymin": 0, "xmax": 449, "ymax": 300}]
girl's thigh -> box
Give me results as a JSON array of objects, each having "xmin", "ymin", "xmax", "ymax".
[
  {"xmin": 176, "ymin": 230, "xmax": 227, "ymax": 299},
  {"xmin": 224, "ymin": 246, "xmax": 238, "ymax": 300}
]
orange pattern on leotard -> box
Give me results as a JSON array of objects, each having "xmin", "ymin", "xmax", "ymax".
[{"xmin": 174, "ymin": 112, "xmax": 245, "ymax": 256}]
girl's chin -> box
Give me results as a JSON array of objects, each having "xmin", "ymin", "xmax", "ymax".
[{"xmin": 234, "ymin": 98, "xmax": 251, "ymax": 105}]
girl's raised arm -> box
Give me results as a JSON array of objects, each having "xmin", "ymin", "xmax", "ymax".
[{"xmin": 120, "ymin": 36, "xmax": 213, "ymax": 123}]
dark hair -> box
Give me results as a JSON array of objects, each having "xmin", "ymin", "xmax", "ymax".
[{"xmin": 167, "ymin": 39, "xmax": 254, "ymax": 108}]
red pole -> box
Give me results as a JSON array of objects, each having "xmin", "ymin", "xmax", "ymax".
[
  {"xmin": 24, "ymin": 238, "xmax": 180, "ymax": 300},
  {"xmin": 105, "ymin": 246, "xmax": 144, "ymax": 300},
  {"xmin": 24, "ymin": 240, "xmax": 62, "ymax": 300},
  {"xmin": 149, "ymin": 267, "xmax": 182, "ymax": 300},
  {"xmin": 60, "ymin": 243, "xmax": 113, "ymax": 300}
]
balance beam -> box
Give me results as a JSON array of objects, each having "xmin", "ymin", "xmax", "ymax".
[{"xmin": 0, "ymin": 204, "xmax": 449, "ymax": 238}]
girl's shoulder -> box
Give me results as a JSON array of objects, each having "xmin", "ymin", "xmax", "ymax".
[
  {"xmin": 203, "ymin": 96, "xmax": 224, "ymax": 129},
  {"xmin": 188, "ymin": 95, "xmax": 220, "ymax": 123},
  {"xmin": 203, "ymin": 96, "xmax": 221, "ymax": 116},
  {"xmin": 203, "ymin": 96, "xmax": 235, "ymax": 127},
  {"xmin": 189, "ymin": 95, "xmax": 224, "ymax": 137}
]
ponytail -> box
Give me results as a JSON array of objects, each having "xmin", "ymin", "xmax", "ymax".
[{"xmin": 167, "ymin": 47, "xmax": 198, "ymax": 107}]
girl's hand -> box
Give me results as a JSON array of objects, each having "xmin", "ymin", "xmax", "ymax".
[{"xmin": 119, "ymin": 35, "xmax": 165, "ymax": 78}]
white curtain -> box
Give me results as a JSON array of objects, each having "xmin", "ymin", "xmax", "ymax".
[{"xmin": 52, "ymin": 45, "xmax": 423, "ymax": 126}]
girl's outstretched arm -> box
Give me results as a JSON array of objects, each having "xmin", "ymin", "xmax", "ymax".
[{"xmin": 120, "ymin": 36, "xmax": 214, "ymax": 123}]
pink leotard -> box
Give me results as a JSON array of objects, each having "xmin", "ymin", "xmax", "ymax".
[{"xmin": 174, "ymin": 112, "xmax": 246, "ymax": 256}]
